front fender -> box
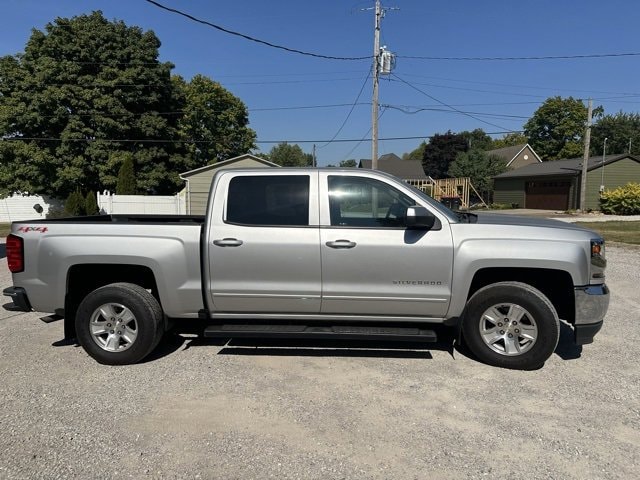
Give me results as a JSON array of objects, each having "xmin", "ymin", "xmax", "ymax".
[{"xmin": 448, "ymin": 239, "xmax": 587, "ymax": 317}]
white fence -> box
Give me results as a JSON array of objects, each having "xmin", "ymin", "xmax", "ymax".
[
  {"xmin": 0, "ymin": 194, "xmax": 62, "ymax": 222},
  {"xmin": 97, "ymin": 191, "xmax": 186, "ymax": 215}
]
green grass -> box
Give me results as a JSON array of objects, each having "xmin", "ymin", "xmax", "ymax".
[
  {"xmin": 574, "ymin": 221, "xmax": 640, "ymax": 245},
  {"xmin": 0, "ymin": 223, "xmax": 11, "ymax": 238}
]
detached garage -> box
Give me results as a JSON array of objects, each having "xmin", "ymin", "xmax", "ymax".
[{"xmin": 493, "ymin": 154, "xmax": 640, "ymax": 210}]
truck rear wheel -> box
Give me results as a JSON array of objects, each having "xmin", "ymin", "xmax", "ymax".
[
  {"xmin": 75, "ymin": 283, "xmax": 164, "ymax": 365},
  {"xmin": 462, "ymin": 282, "xmax": 560, "ymax": 370}
]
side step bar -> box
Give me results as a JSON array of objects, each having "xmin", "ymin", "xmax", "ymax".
[{"xmin": 204, "ymin": 324, "xmax": 437, "ymax": 342}]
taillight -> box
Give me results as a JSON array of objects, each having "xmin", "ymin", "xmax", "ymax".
[{"xmin": 6, "ymin": 234, "xmax": 24, "ymax": 273}]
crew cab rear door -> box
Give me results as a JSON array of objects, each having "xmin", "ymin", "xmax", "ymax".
[
  {"xmin": 206, "ymin": 170, "xmax": 321, "ymax": 313},
  {"xmin": 319, "ymin": 171, "xmax": 453, "ymax": 317}
]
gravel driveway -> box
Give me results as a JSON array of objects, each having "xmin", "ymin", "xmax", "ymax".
[{"xmin": 0, "ymin": 245, "xmax": 638, "ymax": 479}]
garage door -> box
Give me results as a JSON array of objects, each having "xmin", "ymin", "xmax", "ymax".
[{"xmin": 525, "ymin": 181, "xmax": 571, "ymax": 210}]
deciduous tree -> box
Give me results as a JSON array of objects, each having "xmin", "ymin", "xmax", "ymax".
[
  {"xmin": 592, "ymin": 112, "xmax": 640, "ymax": 156},
  {"xmin": 0, "ymin": 11, "xmax": 255, "ymax": 198},
  {"xmin": 492, "ymin": 133, "xmax": 529, "ymax": 149},
  {"xmin": 524, "ymin": 96, "xmax": 602, "ymax": 160},
  {"xmin": 266, "ymin": 143, "xmax": 313, "ymax": 167},
  {"xmin": 421, "ymin": 131, "xmax": 468, "ymax": 179},
  {"xmin": 175, "ymin": 74, "xmax": 256, "ymax": 166},
  {"xmin": 448, "ymin": 150, "xmax": 507, "ymax": 202}
]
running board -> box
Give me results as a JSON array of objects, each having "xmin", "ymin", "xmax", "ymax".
[{"xmin": 204, "ymin": 324, "xmax": 437, "ymax": 342}]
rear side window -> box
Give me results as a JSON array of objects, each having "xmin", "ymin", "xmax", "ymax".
[{"xmin": 226, "ymin": 175, "xmax": 310, "ymax": 226}]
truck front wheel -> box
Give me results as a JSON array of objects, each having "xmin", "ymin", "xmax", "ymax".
[
  {"xmin": 462, "ymin": 282, "xmax": 560, "ymax": 370},
  {"xmin": 75, "ymin": 283, "xmax": 165, "ymax": 365}
]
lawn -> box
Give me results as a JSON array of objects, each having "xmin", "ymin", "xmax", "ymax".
[{"xmin": 574, "ymin": 221, "xmax": 640, "ymax": 245}]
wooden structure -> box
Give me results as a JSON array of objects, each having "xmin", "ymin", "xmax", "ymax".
[{"xmin": 405, "ymin": 177, "xmax": 485, "ymax": 209}]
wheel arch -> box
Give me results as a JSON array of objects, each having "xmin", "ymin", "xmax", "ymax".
[
  {"xmin": 467, "ymin": 267, "xmax": 574, "ymax": 324},
  {"xmin": 64, "ymin": 264, "xmax": 160, "ymax": 340}
]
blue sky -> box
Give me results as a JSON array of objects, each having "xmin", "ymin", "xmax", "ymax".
[{"xmin": 2, "ymin": 0, "xmax": 640, "ymax": 166}]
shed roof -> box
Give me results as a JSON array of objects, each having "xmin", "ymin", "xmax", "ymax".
[
  {"xmin": 494, "ymin": 154, "xmax": 640, "ymax": 179},
  {"xmin": 180, "ymin": 154, "xmax": 279, "ymax": 179},
  {"xmin": 358, "ymin": 153, "xmax": 427, "ymax": 179}
]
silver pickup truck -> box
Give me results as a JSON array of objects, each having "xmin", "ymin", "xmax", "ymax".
[{"xmin": 4, "ymin": 168, "xmax": 609, "ymax": 369}]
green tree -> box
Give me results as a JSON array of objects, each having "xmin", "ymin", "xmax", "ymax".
[
  {"xmin": 524, "ymin": 96, "xmax": 602, "ymax": 160},
  {"xmin": 266, "ymin": 143, "xmax": 313, "ymax": 167},
  {"xmin": 85, "ymin": 191, "xmax": 99, "ymax": 215},
  {"xmin": 116, "ymin": 154, "xmax": 136, "ymax": 194},
  {"xmin": 422, "ymin": 131, "xmax": 468, "ymax": 179},
  {"xmin": 592, "ymin": 112, "xmax": 640, "ymax": 156},
  {"xmin": 492, "ymin": 132, "xmax": 529, "ymax": 149},
  {"xmin": 0, "ymin": 11, "xmax": 243, "ymax": 198},
  {"xmin": 448, "ymin": 150, "xmax": 508, "ymax": 202},
  {"xmin": 460, "ymin": 128, "xmax": 493, "ymax": 151},
  {"xmin": 175, "ymin": 74, "xmax": 256, "ymax": 166},
  {"xmin": 402, "ymin": 141, "xmax": 427, "ymax": 161},
  {"xmin": 339, "ymin": 159, "xmax": 357, "ymax": 168},
  {"xmin": 64, "ymin": 190, "xmax": 86, "ymax": 216}
]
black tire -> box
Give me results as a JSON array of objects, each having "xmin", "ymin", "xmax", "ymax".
[
  {"xmin": 75, "ymin": 283, "xmax": 165, "ymax": 365},
  {"xmin": 462, "ymin": 282, "xmax": 560, "ymax": 370}
]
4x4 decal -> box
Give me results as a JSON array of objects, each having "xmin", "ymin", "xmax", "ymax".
[{"xmin": 17, "ymin": 226, "xmax": 48, "ymax": 233}]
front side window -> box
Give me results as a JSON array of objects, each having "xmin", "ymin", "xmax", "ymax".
[
  {"xmin": 226, "ymin": 175, "xmax": 310, "ymax": 226},
  {"xmin": 328, "ymin": 176, "xmax": 415, "ymax": 227}
]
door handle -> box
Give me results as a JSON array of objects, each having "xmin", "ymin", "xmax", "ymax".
[
  {"xmin": 213, "ymin": 238, "xmax": 244, "ymax": 247},
  {"xmin": 326, "ymin": 239, "xmax": 356, "ymax": 249}
]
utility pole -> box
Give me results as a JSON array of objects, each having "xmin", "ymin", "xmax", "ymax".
[
  {"xmin": 371, "ymin": 0, "xmax": 381, "ymax": 170},
  {"xmin": 579, "ymin": 98, "xmax": 592, "ymax": 212},
  {"xmin": 312, "ymin": 144, "xmax": 316, "ymax": 167}
]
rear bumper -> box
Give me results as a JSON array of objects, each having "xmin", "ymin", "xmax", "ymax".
[
  {"xmin": 573, "ymin": 284, "xmax": 609, "ymax": 345},
  {"xmin": 3, "ymin": 287, "xmax": 32, "ymax": 312}
]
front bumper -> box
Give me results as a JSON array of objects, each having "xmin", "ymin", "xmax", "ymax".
[
  {"xmin": 3, "ymin": 287, "xmax": 32, "ymax": 312},
  {"xmin": 573, "ymin": 284, "xmax": 609, "ymax": 345}
]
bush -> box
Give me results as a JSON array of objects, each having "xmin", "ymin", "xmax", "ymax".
[
  {"xmin": 600, "ymin": 182, "xmax": 640, "ymax": 215},
  {"xmin": 64, "ymin": 190, "xmax": 86, "ymax": 216},
  {"xmin": 46, "ymin": 206, "xmax": 67, "ymax": 219},
  {"xmin": 85, "ymin": 191, "xmax": 99, "ymax": 215}
]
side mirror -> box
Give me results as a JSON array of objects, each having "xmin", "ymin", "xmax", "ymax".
[{"xmin": 405, "ymin": 206, "xmax": 438, "ymax": 229}]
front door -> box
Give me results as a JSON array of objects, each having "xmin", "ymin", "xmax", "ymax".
[
  {"xmin": 207, "ymin": 172, "xmax": 321, "ymax": 313},
  {"xmin": 319, "ymin": 173, "xmax": 453, "ymax": 317}
]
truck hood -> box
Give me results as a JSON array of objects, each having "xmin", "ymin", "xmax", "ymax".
[{"xmin": 472, "ymin": 213, "xmax": 593, "ymax": 232}]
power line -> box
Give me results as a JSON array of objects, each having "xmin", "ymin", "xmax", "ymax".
[
  {"xmin": 143, "ymin": 0, "xmax": 370, "ymax": 61},
  {"xmin": 0, "ymin": 77, "xmax": 363, "ymax": 88},
  {"xmin": 340, "ymin": 108, "xmax": 387, "ymax": 161},
  {"xmin": 1, "ymin": 103, "xmax": 370, "ymax": 120},
  {"xmin": 398, "ymin": 52, "xmax": 640, "ymax": 61},
  {"xmin": 1, "ymin": 130, "xmax": 520, "ymax": 145},
  {"xmin": 399, "ymin": 73, "xmax": 640, "ymax": 97},
  {"xmin": 252, "ymin": 102, "xmax": 370, "ymax": 112},
  {"xmin": 382, "ymin": 104, "xmax": 528, "ymax": 120},
  {"xmin": 390, "ymin": 74, "xmax": 514, "ymax": 131},
  {"xmin": 317, "ymin": 71, "xmax": 371, "ymax": 149},
  {"xmin": 388, "ymin": 78, "xmax": 546, "ymax": 99}
]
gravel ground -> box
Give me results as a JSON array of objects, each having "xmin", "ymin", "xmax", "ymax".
[{"xmin": 0, "ymin": 245, "xmax": 638, "ymax": 480}]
